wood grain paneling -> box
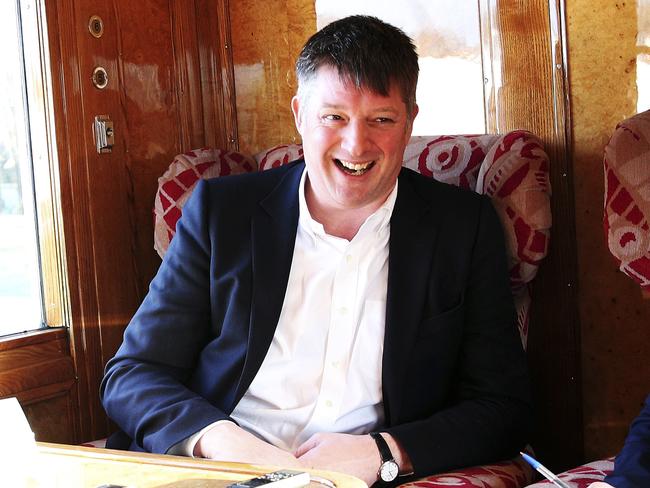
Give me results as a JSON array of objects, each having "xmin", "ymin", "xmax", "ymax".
[
  {"xmin": 229, "ymin": 0, "xmax": 316, "ymax": 154},
  {"xmin": 46, "ymin": 0, "xmax": 140, "ymax": 442},
  {"xmin": 478, "ymin": 0, "xmax": 583, "ymax": 470},
  {"xmin": 23, "ymin": 391, "xmax": 77, "ymax": 444},
  {"xmin": 0, "ymin": 328, "xmax": 77, "ymax": 444},
  {"xmin": 566, "ymin": 0, "xmax": 650, "ymax": 460},
  {"xmin": 43, "ymin": 0, "xmax": 237, "ymax": 443}
]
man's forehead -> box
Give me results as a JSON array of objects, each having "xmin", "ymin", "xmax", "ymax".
[
  {"xmin": 306, "ymin": 69, "xmax": 404, "ymax": 107},
  {"xmin": 310, "ymin": 65, "xmax": 393, "ymax": 94}
]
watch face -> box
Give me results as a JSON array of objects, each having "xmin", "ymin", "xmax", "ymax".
[{"xmin": 379, "ymin": 460, "xmax": 399, "ymax": 482}]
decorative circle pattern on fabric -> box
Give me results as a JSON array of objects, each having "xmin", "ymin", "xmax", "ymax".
[
  {"xmin": 603, "ymin": 110, "xmax": 650, "ymax": 291},
  {"xmin": 153, "ymin": 148, "xmax": 256, "ymax": 257},
  {"xmin": 402, "ymin": 135, "xmax": 496, "ymax": 189},
  {"xmin": 255, "ymin": 144, "xmax": 304, "ymax": 171},
  {"xmin": 398, "ymin": 455, "xmax": 536, "ymax": 488},
  {"xmin": 524, "ymin": 457, "xmax": 615, "ymax": 487}
]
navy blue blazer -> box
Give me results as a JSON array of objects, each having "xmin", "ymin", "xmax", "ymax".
[
  {"xmin": 101, "ymin": 161, "xmax": 531, "ymax": 477},
  {"xmin": 605, "ymin": 394, "xmax": 650, "ymax": 488}
]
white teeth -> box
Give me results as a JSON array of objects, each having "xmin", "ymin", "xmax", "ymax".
[{"xmin": 339, "ymin": 160, "xmax": 372, "ymax": 171}]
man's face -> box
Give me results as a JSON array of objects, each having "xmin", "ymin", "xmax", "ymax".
[{"xmin": 291, "ymin": 65, "xmax": 417, "ymax": 217}]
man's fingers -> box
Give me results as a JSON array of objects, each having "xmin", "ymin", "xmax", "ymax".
[{"xmin": 294, "ymin": 434, "xmax": 322, "ymax": 458}]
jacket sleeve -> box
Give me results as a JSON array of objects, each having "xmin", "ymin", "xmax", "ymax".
[
  {"xmin": 604, "ymin": 394, "xmax": 650, "ymax": 488},
  {"xmin": 100, "ymin": 180, "xmax": 233, "ymax": 454},
  {"xmin": 386, "ymin": 196, "xmax": 533, "ymax": 476}
]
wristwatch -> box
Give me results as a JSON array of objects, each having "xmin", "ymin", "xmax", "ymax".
[{"xmin": 369, "ymin": 432, "xmax": 399, "ymax": 482}]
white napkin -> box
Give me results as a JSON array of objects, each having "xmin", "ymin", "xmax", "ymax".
[{"xmin": 0, "ymin": 397, "xmax": 38, "ymax": 486}]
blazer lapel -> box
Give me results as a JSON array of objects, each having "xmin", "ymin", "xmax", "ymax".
[
  {"xmin": 232, "ymin": 162, "xmax": 304, "ymax": 406},
  {"xmin": 383, "ymin": 169, "xmax": 439, "ymax": 424}
]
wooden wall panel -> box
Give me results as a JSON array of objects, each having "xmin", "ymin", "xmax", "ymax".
[
  {"xmin": 229, "ymin": 0, "xmax": 316, "ymax": 154},
  {"xmin": 46, "ymin": 0, "xmax": 141, "ymax": 442},
  {"xmin": 566, "ymin": 0, "xmax": 650, "ymax": 460},
  {"xmin": 0, "ymin": 329, "xmax": 78, "ymax": 444},
  {"xmin": 482, "ymin": 0, "xmax": 583, "ymax": 470},
  {"xmin": 43, "ymin": 0, "xmax": 237, "ymax": 443},
  {"xmin": 23, "ymin": 390, "xmax": 77, "ymax": 444}
]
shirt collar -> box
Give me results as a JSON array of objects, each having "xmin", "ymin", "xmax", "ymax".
[{"xmin": 297, "ymin": 168, "xmax": 398, "ymax": 240}]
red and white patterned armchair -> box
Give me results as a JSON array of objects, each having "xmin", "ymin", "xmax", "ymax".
[
  {"xmin": 153, "ymin": 130, "xmax": 552, "ymax": 487},
  {"xmin": 604, "ymin": 109, "xmax": 650, "ymax": 294},
  {"xmin": 525, "ymin": 109, "xmax": 650, "ymax": 488}
]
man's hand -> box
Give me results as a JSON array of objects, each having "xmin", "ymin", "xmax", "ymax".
[
  {"xmin": 194, "ymin": 422, "xmax": 302, "ymax": 468},
  {"xmin": 295, "ymin": 433, "xmax": 380, "ymax": 486},
  {"xmin": 296, "ymin": 432, "xmax": 413, "ymax": 486}
]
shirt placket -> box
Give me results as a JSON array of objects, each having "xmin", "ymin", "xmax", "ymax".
[{"xmin": 307, "ymin": 242, "xmax": 360, "ymax": 430}]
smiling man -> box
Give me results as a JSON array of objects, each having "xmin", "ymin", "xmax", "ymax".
[{"xmin": 101, "ymin": 16, "xmax": 531, "ymax": 486}]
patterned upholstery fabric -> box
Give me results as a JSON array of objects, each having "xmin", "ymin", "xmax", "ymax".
[
  {"xmin": 603, "ymin": 109, "xmax": 650, "ymax": 291},
  {"xmin": 154, "ymin": 148, "xmax": 256, "ymax": 256},
  {"xmin": 524, "ymin": 458, "xmax": 615, "ymax": 488},
  {"xmin": 256, "ymin": 143, "xmax": 304, "ymax": 171},
  {"xmin": 400, "ymin": 455, "xmax": 536, "ymax": 488}
]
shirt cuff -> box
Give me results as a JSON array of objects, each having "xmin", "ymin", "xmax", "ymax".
[{"xmin": 167, "ymin": 419, "xmax": 236, "ymax": 457}]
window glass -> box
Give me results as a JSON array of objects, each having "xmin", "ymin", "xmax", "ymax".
[
  {"xmin": 315, "ymin": 0, "xmax": 486, "ymax": 135},
  {"xmin": 0, "ymin": 0, "xmax": 44, "ymax": 336}
]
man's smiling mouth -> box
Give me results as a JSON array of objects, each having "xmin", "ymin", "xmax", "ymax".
[{"xmin": 335, "ymin": 159, "xmax": 375, "ymax": 176}]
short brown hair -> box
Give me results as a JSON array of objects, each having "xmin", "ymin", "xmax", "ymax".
[{"xmin": 296, "ymin": 15, "xmax": 419, "ymax": 116}]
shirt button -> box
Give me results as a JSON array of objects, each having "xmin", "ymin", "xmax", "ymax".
[
  {"xmin": 325, "ymin": 400, "xmax": 333, "ymax": 408},
  {"xmin": 339, "ymin": 306, "xmax": 348, "ymax": 315},
  {"xmin": 345, "ymin": 254, "xmax": 353, "ymax": 264},
  {"xmin": 331, "ymin": 360, "xmax": 340, "ymax": 368}
]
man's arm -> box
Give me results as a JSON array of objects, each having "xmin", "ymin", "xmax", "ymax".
[
  {"xmin": 101, "ymin": 180, "xmax": 235, "ymax": 454},
  {"xmin": 603, "ymin": 394, "xmax": 650, "ymax": 488},
  {"xmin": 195, "ymin": 422, "xmax": 301, "ymax": 467}
]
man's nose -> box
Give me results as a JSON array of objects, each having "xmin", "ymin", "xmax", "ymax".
[{"xmin": 340, "ymin": 121, "xmax": 371, "ymax": 158}]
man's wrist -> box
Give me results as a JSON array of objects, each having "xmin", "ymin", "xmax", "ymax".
[
  {"xmin": 193, "ymin": 420, "xmax": 237, "ymax": 458},
  {"xmin": 380, "ymin": 432, "xmax": 414, "ymax": 475}
]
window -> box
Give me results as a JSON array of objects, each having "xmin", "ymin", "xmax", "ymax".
[
  {"xmin": 0, "ymin": 0, "xmax": 66, "ymax": 337},
  {"xmin": 315, "ymin": 0, "xmax": 486, "ymax": 135}
]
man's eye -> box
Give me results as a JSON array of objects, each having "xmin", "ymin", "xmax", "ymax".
[
  {"xmin": 375, "ymin": 117, "xmax": 394, "ymax": 124},
  {"xmin": 323, "ymin": 114, "xmax": 342, "ymax": 121}
]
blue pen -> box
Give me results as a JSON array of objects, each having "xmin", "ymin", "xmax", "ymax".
[{"xmin": 520, "ymin": 452, "xmax": 572, "ymax": 488}]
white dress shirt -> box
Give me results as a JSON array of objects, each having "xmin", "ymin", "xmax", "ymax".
[{"xmin": 176, "ymin": 170, "xmax": 397, "ymax": 455}]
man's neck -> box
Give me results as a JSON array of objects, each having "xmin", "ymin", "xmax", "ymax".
[
  {"xmin": 301, "ymin": 175, "xmax": 398, "ymax": 241},
  {"xmin": 307, "ymin": 202, "xmax": 374, "ymax": 241}
]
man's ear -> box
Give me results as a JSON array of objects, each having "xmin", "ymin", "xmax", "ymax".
[
  {"xmin": 405, "ymin": 103, "xmax": 419, "ymax": 139},
  {"xmin": 411, "ymin": 103, "xmax": 420, "ymax": 121},
  {"xmin": 291, "ymin": 96, "xmax": 303, "ymax": 135}
]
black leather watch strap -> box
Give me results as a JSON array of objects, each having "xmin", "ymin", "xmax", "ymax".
[{"xmin": 369, "ymin": 432, "xmax": 394, "ymax": 463}]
